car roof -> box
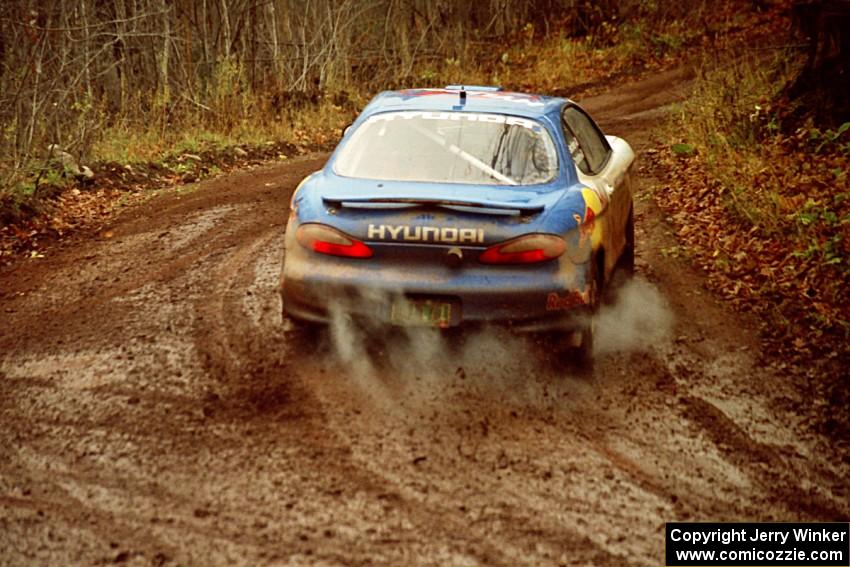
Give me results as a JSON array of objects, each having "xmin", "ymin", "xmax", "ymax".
[{"xmin": 360, "ymin": 86, "xmax": 568, "ymax": 120}]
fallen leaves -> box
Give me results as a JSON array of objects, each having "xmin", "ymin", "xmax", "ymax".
[{"xmin": 651, "ymin": 135, "xmax": 850, "ymax": 371}]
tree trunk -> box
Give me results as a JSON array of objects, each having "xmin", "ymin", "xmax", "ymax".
[
  {"xmin": 159, "ymin": 0, "xmax": 171, "ymax": 131},
  {"xmin": 786, "ymin": 0, "xmax": 850, "ymax": 127},
  {"xmin": 220, "ymin": 0, "xmax": 232, "ymax": 59},
  {"xmin": 267, "ymin": 0, "xmax": 280, "ymax": 84}
]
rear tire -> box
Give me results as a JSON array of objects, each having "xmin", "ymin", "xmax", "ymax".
[
  {"xmin": 280, "ymin": 289, "xmax": 321, "ymax": 344},
  {"xmin": 574, "ymin": 256, "xmax": 601, "ymax": 371},
  {"xmin": 605, "ymin": 208, "xmax": 635, "ymax": 305},
  {"xmin": 577, "ymin": 324, "xmax": 594, "ymax": 369}
]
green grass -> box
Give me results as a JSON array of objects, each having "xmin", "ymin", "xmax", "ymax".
[
  {"xmin": 659, "ymin": 50, "xmax": 850, "ymax": 347},
  {"xmin": 666, "ymin": 53, "xmax": 802, "ymax": 233}
]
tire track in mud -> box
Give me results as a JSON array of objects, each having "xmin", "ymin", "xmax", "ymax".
[
  {"xmin": 300, "ymin": 355, "xmax": 631, "ymax": 566},
  {"xmin": 187, "ymin": 206, "xmax": 626, "ymax": 565},
  {"xmin": 172, "ymin": 192, "xmax": 539, "ymax": 565},
  {"xmin": 679, "ymin": 393, "xmax": 847, "ymax": 520}
]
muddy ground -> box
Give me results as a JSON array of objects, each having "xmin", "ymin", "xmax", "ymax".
[{"xmin": 1, "ymin": 68, "xmax": 848, "ymax": 566}]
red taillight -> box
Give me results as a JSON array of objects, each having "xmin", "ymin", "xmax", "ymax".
[
  {"xmin": 296, "ymin": 223, "xmax": 373, "ymax": 258},
  {"xmin": 479, "ymin": 234, "xmax": 566, "ymax": 264}
]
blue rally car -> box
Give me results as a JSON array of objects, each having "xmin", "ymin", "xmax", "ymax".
[{"xmin": 281, "ymin": 85, "xmax": 635, "ymax": 361}]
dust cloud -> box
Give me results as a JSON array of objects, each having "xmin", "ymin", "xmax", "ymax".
[
  {"xmin": 327, "ymin": 298, "xmax": 524, "ymax": 383},
  {"xmin": 594, "ymin": 277, "xmax": 675, "ymax": 355},
  {"xmin": 320, "ymin": 276, "xmax": 673, "ymax": 404}
]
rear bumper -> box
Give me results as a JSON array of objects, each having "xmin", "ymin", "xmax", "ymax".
[{"xmin": 281, "ymin": 246, "xmax": 594, "ymax": 332}]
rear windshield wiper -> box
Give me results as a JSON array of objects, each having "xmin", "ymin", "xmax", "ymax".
[{"xmin": 321, "ymin": 196, "xmax": 545, "ymax": 213}]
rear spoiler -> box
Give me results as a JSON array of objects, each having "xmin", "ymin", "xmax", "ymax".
[{"xmin": 321, "ymin": 196, "xmax": 545, "ymax": 213}]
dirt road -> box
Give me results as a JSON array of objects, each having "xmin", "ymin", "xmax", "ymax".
[{"xmin": 1, "ymin": 69, "xmax": 848, "ymax": 566}]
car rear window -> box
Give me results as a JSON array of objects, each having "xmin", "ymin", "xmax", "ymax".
[{"xmin": 333, "ymin": 111, "xmax": 559, "ymax": 186}]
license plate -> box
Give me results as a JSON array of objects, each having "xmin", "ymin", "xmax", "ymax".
[{"xmin": 390, "ymin": 298, "xmax": 456, "ymax": 328}]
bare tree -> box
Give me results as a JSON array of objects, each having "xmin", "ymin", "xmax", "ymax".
[{"xmin": 0, "ymin": 0, "xmax": 610, "ymax": 195}]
